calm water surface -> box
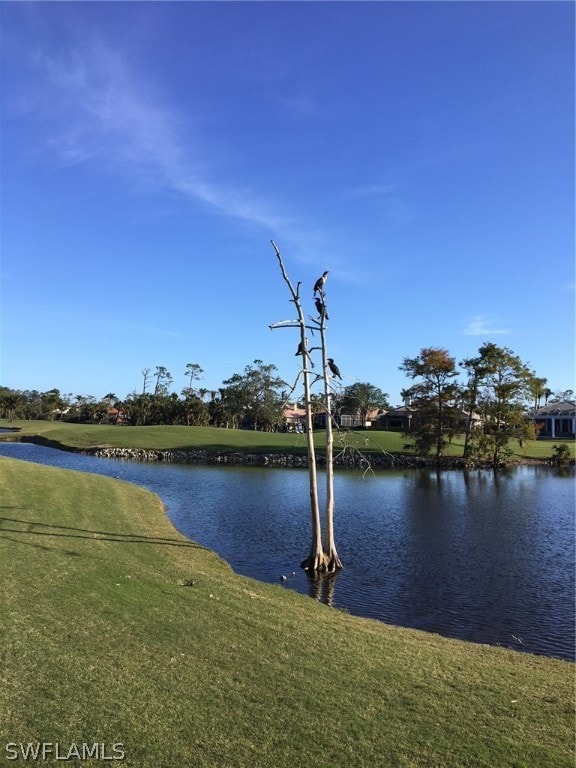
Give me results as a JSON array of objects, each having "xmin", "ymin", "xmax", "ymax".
[{"xmin": 1, "ymin": 441, "xmax": 574, "ymax": 661}]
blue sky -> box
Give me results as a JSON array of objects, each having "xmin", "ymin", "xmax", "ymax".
[{"xmin": 1, "ymin": 1, "xmax": 574, "ymax": 405}]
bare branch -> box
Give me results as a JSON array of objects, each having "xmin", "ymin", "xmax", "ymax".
[
  {"xmin": 279, "ymin": 370, "xmax": 305, "ymax": 411},
  {"xmin": 269, "ymin": 320, "xmax": 301, "ymax": 329},
  {"xmin": 271, "ymin": 240, "xmax": 299, "ymax": 302}
]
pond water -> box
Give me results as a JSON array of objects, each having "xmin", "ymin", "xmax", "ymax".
[{"xmin": 0, "ymin": 441, "xmax": 574, "ymax": 661}]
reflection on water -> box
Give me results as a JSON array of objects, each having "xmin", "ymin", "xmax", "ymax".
[
  {"xmin": 0, "ymin": 441, "xmax": 574, "ymax": 661},
  {"xmin": 306, "ymin": 572, "xmax": 338, "ymax": 607}
]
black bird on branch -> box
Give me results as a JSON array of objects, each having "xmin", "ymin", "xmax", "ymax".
[
  {"xmin": 313, "ymin": 271, "xmax": 329, "ymax": 296},
  {"xmin": 327, "ymin": 358, "xmax": 342, "ymax": 379},
  {"xmin": 314, "ymin": 297, "xmax": 329, "ymax": 320},
  {"xmin": 295, "ymin": 340, "xmax": 314, "ymax": 367}
]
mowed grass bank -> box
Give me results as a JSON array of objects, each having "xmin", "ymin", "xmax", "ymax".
[
  {"xmin": 0, "ymin": 457, "xmax": 573, "ymax": 768},
  {"xmin": 2, "ymin": 419, "xmax": 574, "ymax": 460}
]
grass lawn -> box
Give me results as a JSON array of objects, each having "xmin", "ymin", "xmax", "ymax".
[
  {"xmin": 2, "ymin": 419, "xmax": 574, "ymax": 461},
  {"xmin": 0, "ymin": 456, "xmax": 573, "ymax": 767}
]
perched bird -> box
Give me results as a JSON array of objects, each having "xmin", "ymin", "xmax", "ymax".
[
  {"xmin": 327, "ymin": 358, "xmax": 342, "ymax": 379},
  {"xmin": 313, "ymin": 271, "xmax": 329, "ymax": 296},
  {"xmin": 295, "ymin": 339, "xmax": 314, "ymax": 368},
  {"xmin": 295, "ymin": 339, "xmax": 314, "ymax": 367},
  {"xmin": 314, "ymin": 297, "xmax": 329, "ymax": 320}
]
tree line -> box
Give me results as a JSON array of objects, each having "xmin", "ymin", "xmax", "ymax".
[
  {"xmin": 0, "ymin": 360, "xmax": 288, "ymax": 431},
  {"xmin": 0, "ymin": 343, "xmax": 569, "ymax": 460},
  {"xmin": 0, "ymin": 366, "xmax": 392, "ymax": 432},
  {"xmin": 399, "ymin": 343, "xmax": 571, "ymax": 465},
  {"xmin": 0, "ymin": 332, "xmax": 388, "ymax": 429}
]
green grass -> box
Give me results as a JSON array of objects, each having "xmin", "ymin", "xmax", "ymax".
[
  {"xmin": 1, "ymin": 419, "xmax": 312, "ymax": 453},
  {"xmin": 0, "ymin": 456, "xmax": 573, "ymax": 767},
  {"xmin": 2, "ymin": 419, "xmax": 574, "ymax": 461}
]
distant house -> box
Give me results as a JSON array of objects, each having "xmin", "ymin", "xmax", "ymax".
[
  {"xmin": 375, "ymin": 405, "xmax": 481, "ymax": 433},
  {"xmin": 374, "ymin": 405, "xmax": 414, "ymax": 432},
  {"xmin": 282, "ymin": 405, "xmax": 306, "ymax": 432},
  {"xmin": 106, "ymin": 407, "xmax": 127, "ymax": 425},
  {"xmin": 526, "ymin": 400, "xmax": 575, "ymax": 439},
  {"xmin": 312, "ymin": 411, "xmax": 339, "ymax": 430},
  {"xmin": 313, "ymin": 407, "xmax": 385, "ymax": 430}
]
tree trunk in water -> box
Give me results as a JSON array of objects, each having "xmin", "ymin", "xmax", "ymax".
[
  {"xmin": 300, "ymin": 358, "xmax": 325, "ymax": 572},
  {"xmin": 319, "ymin": 306, "xmax": 342, "ymax": 573},
  {"xmin": 463, "ymin": 377, "xmax": 479, "ymax": 461},
  {"xmin": 270, "ymin": 241, "xmax": 324, "ymax": 573}
]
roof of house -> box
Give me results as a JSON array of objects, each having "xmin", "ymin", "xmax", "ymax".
[
  {"xmin": 377, "ymin": 406, "xmax": 481, "ymax": 420},
  {"xmin": 527, "ymin": 399, "xmax": 576, "ymax": 417},
  {"xmin": 377, "ymin": 406, "xmax": 413, "ymax": 418},
  {"xmin": 366, "ymin": 407, "xmax": 387, "ymax": 419},
  {"xmin": 283, "ymin": 406, "xmax": 306, "ymax": 420}
]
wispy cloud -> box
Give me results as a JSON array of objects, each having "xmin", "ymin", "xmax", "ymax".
[
  {"xmin": 30, "ymin": 42, "xmax": 288, "ymax": 232},
  {"xmin": 462, "ymin": 314, "xmax": 512, "ymax": 336},
  {"xmin": 16, "ymin": 38, "xmax": 359, "ymax": 274}
]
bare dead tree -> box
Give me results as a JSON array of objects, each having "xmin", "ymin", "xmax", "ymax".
[
  {"xmin": 270, "ymin": 241, "xmax": 342, "ymax": 573},
  {"xmin": 141, "ymin": 368, "xmax": 151, "ymax": 395},
  {"xmin": 316, "ymin": 283, "xmax": 342, "ymax": 572},
  {"xmin": 270, "ymin": 241, "xmax": 324, "ymax": 571}
]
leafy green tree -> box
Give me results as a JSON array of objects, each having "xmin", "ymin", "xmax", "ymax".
[
  {"xmin": 527, "ymin": 375, "xmax": 548, "ymax": 409},
  {"xmin": 218, "ymin": 375, "xmax": 249, "ymax": 429},
  {"xmin": 21, "ymin": 390, "xmax": 43, "ymax": 420},
  {"xmin": 244, "ymin": 360, "xmax": 286, "ymax": 431},
  {"xmin": 220, "ymin": 360, "xmax": 286, "ymax": 431},
  {"xmin": 0, "ymin": 387, "xmax": 25, "ymax": 420},
  {"xmin": 552, "ymin": 443, "xmax": 572, "ymax": 465},
  {"xmin": 206, "ymin": 391, "xmax": 226, "ymax": 427},
  {"xmin": 185, "ymin": 363, "xmax": 204, "ymax": 391},
  {"xmin": 465, "ymin": 344, "xmax": 535, "ymax": 466},
  {"xmin": 460, "ymin": 343, "xmax": 500, "ymax": 461},
  {"xmin": 120, "ymin": 392, "xmax": 153, "ymax": 426},
  {"xmin": 180, "ymin": 389, "xmax": 209, "ymax": 426},
  {"xmin": 66, "ymin": 394, "xmax": 106, "ymax": 423},
  {"xmin": 338, "ymin": 382, "xmax": 389, "ymax": 426},
  {"xmin": 181, "ymin": 363, "xmax": 206, "ymax": 426},
  {"xmin": 400, "ymin": 348, "xmax": 460, "ymax": 459},
  {"xmin": 153, "ymin": 366, "xmax": 173, "ymax": 397},
  {"xmin": 40, "ymin": 389, "xmax": 65, "ymax": 420}
]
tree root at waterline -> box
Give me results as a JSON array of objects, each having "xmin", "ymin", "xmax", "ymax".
[{"xmin": 301, "ymin": 550, "xmax": 343, "ymax": 573}]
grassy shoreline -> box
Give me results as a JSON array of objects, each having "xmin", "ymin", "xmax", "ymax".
[
  {"xmin": 1, "ymin": 419, "xmax": 574, "ymax": 462},
  {"xmin": 1, "ymin": 455, "xmax": 574, "ymax": 767}
]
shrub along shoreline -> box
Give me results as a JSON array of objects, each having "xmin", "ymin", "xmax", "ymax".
[{"xmin": 0, "ymin": 455, "xmax": 573, "ymax": 768}]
